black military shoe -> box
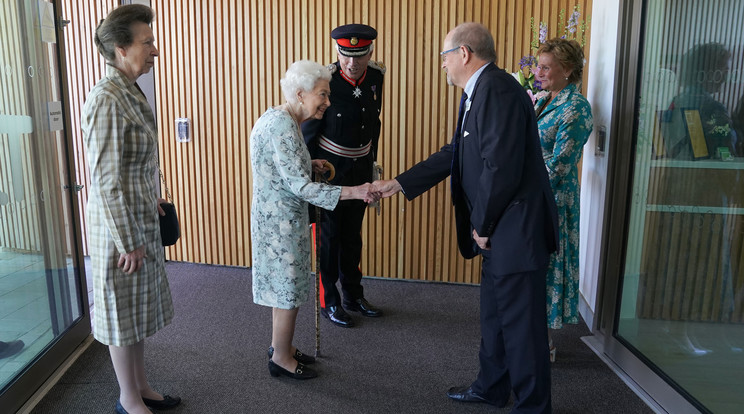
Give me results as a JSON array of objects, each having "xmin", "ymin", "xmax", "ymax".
[
  {"xmin": 321, "ymin": 305, "xmax": 355, "ymax": 327},
  {"xmin": 343, "ymin": 298, "xmax": 383, "ymax": 317}
]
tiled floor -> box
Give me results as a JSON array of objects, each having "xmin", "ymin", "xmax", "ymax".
[{"xmin": 0, "ymin": 250, "xmax": 90, "ymax": 391}]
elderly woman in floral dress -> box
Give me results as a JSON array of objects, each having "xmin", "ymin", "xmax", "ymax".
[
  {"xmin": 534, "ymin": 38, "xmax": 593, "ymax": 362},
  {"xmin": 250, "ymin": 60, "xmax": 378, "ymax": 380}
]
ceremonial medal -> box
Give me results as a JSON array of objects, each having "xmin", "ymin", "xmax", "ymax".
[
  {"xmin": 371, "ymin": 85, "xmax": 377, "ymax": 101},
  {"xmin": 353, "ymin": 86, "xmax": 362, "ymax": 98}
]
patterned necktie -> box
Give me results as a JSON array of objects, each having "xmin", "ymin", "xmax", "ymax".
[{"xmin": 450, "ymin": 92, "xmax": 468, "ymax": 202}]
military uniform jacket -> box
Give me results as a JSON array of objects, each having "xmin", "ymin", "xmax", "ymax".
[{"xmin": 302, "ymin": 61, "xmax": 384, "ymax": 185}]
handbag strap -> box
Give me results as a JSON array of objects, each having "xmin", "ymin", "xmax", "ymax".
[
  {"xmin": 134, "ymin": 82, "xmax": 173, "ymax": 204},
  {"xmin": 156, "ymin": 158, "xmax": 173, "ymax": 203}
]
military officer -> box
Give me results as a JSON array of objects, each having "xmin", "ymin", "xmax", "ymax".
[{"xmin": 302, "ymin": 23, "xmax": 384, "ymax": 328}]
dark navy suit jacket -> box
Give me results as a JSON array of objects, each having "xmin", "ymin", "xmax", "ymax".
[{"xmin": 397, "ymin": 63, "xmax": 558, "ymax": 276}]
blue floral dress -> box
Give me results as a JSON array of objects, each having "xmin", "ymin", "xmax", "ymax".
[
  {"xmin": 535, "ymin": 83, "xmax": 593, "ymax": 329},
  {"xmin": 250, "ymin": 107, "xmax": 341, "ymax": 309}
]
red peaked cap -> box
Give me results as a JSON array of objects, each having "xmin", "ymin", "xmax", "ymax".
[{"xmin": 331, "ymin": 24, "xmax": 377, "ymax": 57}]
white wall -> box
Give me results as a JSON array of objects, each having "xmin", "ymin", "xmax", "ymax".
[
  {"xmin": 579, "ymin": 0, "xmax": 621, "ymax": 329},
  {"xmin": 130, "ymin": 0, "xmax": 157, "ymax": 114}
]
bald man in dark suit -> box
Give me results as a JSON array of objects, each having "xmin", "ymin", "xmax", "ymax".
[{"xmin": 373, "ymin": 22, "xmax": 558, "ymax": 413}]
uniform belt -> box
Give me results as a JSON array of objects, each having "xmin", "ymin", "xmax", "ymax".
[{"xmin": 319, "ymin": 135, "xmax": 371, "ymax": 158}]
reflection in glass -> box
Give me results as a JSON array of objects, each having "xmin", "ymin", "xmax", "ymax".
[
  {"xmin": 1, "ymin": 0, "xmax": 84, "ymax": 396},
  {"xmin": 663, "ymin": 43, "xmax": 737, "ymax": 160},
  {"xmin": 617, "ymin": 1, "xmax": 744, "ymax": 412}
]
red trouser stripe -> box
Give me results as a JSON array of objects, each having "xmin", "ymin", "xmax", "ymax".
[{"xmin": 313, "ymin": 223, "xmax": 327, "ymax": 308}]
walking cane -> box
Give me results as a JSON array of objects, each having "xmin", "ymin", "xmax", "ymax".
[{"xmin": 313, "ymin": 161, "xmax": 335, "ymax": 357}]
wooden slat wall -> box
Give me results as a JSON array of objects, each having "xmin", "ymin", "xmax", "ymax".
[
  {"xmin": 639, "ymin": 166, "xmax": 744, "ymax": 323},
  {"xmin": 638, "ymin": 211, "xmax": 744, "ymax": 323},
  {"xmin": 59, "ymin": 0, "xmax": 119, "ymax": 256},
  {"xmin": 64, "ymin": 0, "xmax": 592, "ymax": 283}
]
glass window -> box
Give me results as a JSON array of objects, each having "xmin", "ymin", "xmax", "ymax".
[
  {"xmin": 617, "ymin": 1, "xmax": 744, "ymax": 412},
  {"xmin": 1, "ymin": 0, "xmax": 87, "ymax": 403}
]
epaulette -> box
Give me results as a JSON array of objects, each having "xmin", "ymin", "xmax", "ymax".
[
  {"xmin": 368, "ymin": 60, "xmax": 386, "ymax": 75},
  {"xmin": 326, "ymin": 63, "xmax": 338, "ymax": 74}
]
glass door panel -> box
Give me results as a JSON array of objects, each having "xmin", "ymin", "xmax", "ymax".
[
  {"xmin": 0, "ymin": 0, "xmax": 87, "ymax": 406},
  {"xmin": 617, "ymin": 1, "xmax": 744, "ymax": 412}
]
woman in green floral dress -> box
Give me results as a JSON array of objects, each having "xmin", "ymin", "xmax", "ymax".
[{"xmin": 534, "ymin": 38, "xmax": 593, "ymax": 361}]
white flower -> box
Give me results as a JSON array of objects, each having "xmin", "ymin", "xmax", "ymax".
[
  {"xmin": 539, "ymin": 22, "xmax": 548, "ymax": 43},
  {"xmin": 567, "ymin": 11, "xmax": 580, "ymax": 34}
]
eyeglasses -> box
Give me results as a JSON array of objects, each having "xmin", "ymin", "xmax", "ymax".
[
  {"xmin": 440, "ymin": 46, "xmax": 461, "ymax": 62},
  {"xmin": 440, "ymin": 44, "xmax": 472, "ymax": 61},
  {"xmin": 440, "ymin": 45, "xmax": 462, "ymax": 56}
]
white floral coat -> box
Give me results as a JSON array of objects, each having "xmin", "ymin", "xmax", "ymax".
[{"xmin": 250, "ymin": 107, "xmax": 341, "ymax": 309}]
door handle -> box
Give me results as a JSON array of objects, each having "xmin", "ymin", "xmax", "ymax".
[{"xmin": 64, "ymin": 183, "xmax": 85, "ymax": 192}]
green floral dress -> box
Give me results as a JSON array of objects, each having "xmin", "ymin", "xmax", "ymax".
[{"xmin": 535, "ymin": 83, "xmax": 593, "ymax": 329}]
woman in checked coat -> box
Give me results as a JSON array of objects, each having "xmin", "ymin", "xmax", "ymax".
[{"xmin": 82, "ymin": 5, "xmax": 180, "ymax": 414}]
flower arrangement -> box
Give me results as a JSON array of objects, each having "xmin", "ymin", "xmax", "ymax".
[
  {"xmin": 706, "ymin": 115, "xmax": 732, "ymax": 139},
  {"xmin": 514, "ymin": 55, "xmax": 540, "ymax": 94},
  {"xmin": 515, "ymin": 5, "xmax": 590, "ymax": 103},
  {"xmin": 519, "ymin": 55, "xmax": 538, "ymax": 69},
  {"xmin": 530, "ymin": 6, "xmax": 589, "ymax": 50}
]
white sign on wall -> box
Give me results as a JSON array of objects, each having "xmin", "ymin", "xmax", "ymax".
[
  {"xmin": 47, "ymin": 101, "xmax": 63, "ymax": 131},
  {"xmin": 38, "ymin": 0, "xmax": 56, "ymax": 43}
]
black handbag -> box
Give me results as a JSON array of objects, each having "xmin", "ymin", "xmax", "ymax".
[
  {"xmin": 159, "ymin": 201, "xmax": 180, "ymax": 246},
  {"xmin": 157, "ymin": 166, "xmax": 180, "ymax": 246}
]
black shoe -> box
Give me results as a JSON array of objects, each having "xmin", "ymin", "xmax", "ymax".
[
  {"xmin": 114, "ymin": 400, "xmax": 128, "ymax": 414},
  {"xmin": 142, "ymin": 395, "xmax": 181, "ymax": 410},
  {"xmin": 343, "ymin": 298, "xmax": 383, "ymax": 317},
  {"xmin": 0, "ymin": 340, "xmax": 24, "ymax": 359},
  {"xmin": 446, "ymin": 386, "xmax": 499, "ymax": 405},
  {"xmin": 320, "ymin": 305, "xmax": 354, "ymax": 327},
  {"xmin": 268, "ymin": 359, "xmax": 317, "ymax": 379},
  {"xmin": 268, "ymin": 346, "xmax": 315, "ymax": 365}
]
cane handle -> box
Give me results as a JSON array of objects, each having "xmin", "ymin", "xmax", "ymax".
[{"xmin": 323, "ymin": 161, "xmax": 335, "ymax": 181}]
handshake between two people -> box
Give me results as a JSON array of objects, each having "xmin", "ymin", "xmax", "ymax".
[
  {"xmin": 339, "ymin": 179, "xmax": 402, "ymax": 204},
  {"xmin": 312, "ymin": 159, "xmax": 403, "ymax": 205}
]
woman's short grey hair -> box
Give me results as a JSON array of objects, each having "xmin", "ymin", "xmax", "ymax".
[
  {"xmin": 95, "ymin": 4, "xmax": 154, "ymax": 61},
  {"xmin": 280, "ymin": 60, "xmax": 332, "ymax": 104}
]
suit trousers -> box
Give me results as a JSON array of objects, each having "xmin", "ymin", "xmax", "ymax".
[
  {"xmin": 318, "ymin": 198, "xmax": 367, "ymax": 308},
  {"xmin": 473, "ymin": 255, "xmax": 552, "ymax": 414}
]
